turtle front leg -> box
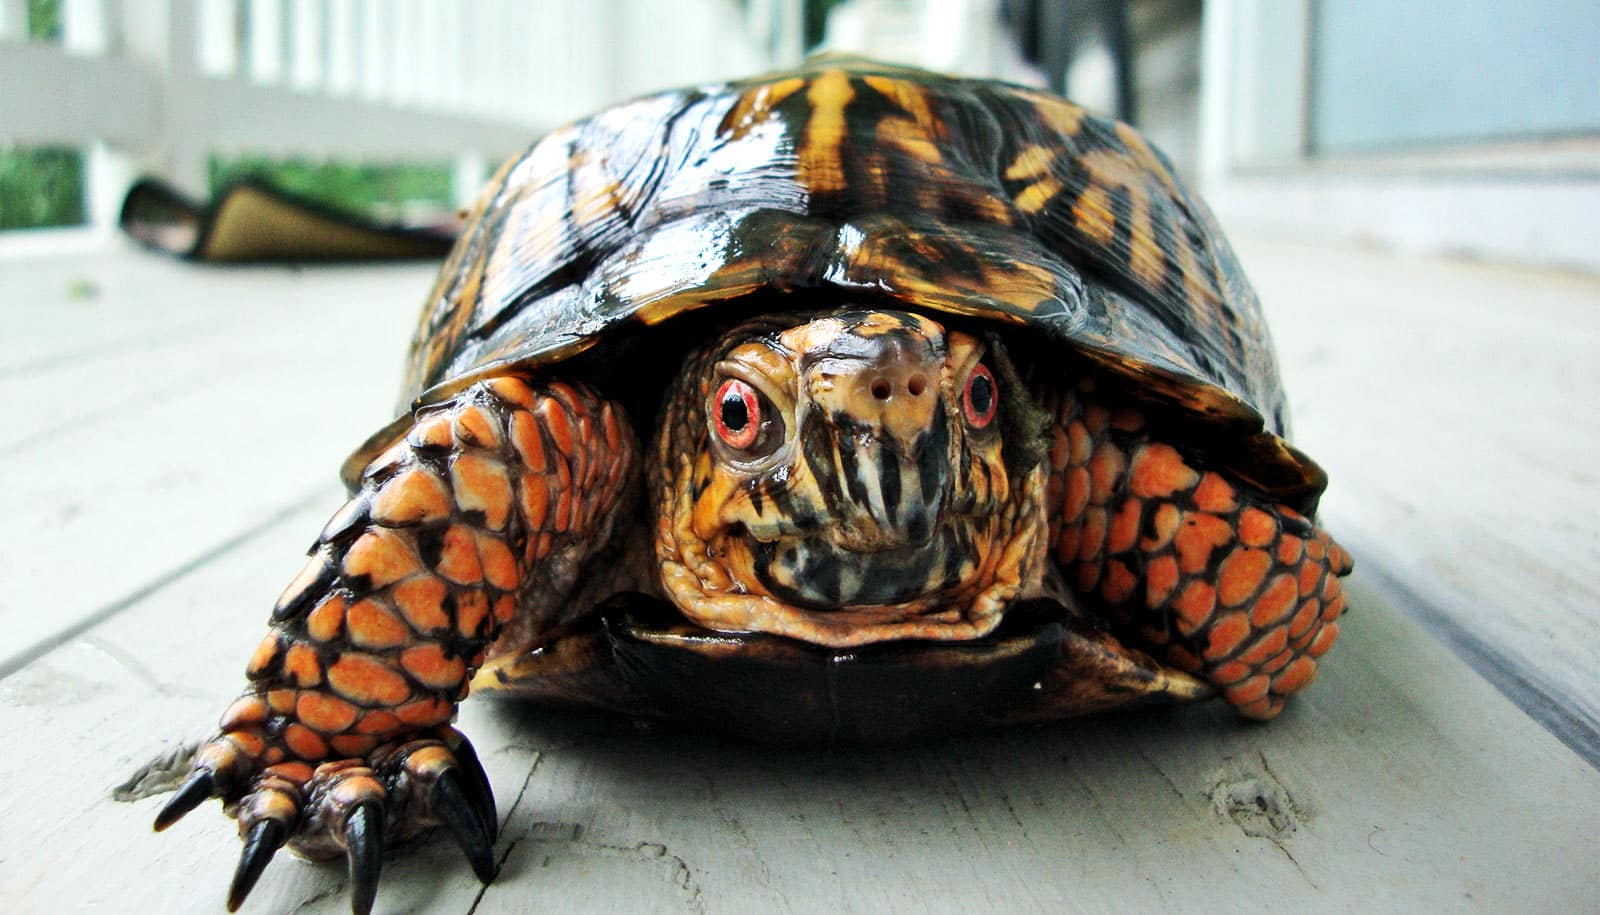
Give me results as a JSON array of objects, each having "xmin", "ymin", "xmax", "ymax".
[
  {"xmin": 155, "ymin": 375, "xmax": 637, "ymax": 913},
  {"xmin": 1044, "ymin": 385, "xmax": 1354, "ymax": 720}
]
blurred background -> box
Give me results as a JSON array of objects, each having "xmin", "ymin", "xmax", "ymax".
[
  {"xmin": 1, "ymin": 2, "xmax": 1597, "ymax": 761},
  {"xmin": 2, "ymin": 0, "xmax": 1596, "ymax": 271}
]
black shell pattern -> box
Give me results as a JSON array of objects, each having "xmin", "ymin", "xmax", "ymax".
[{"xmin": 378, "ymin": 59, "xmax": 1325, "ymax": 506}]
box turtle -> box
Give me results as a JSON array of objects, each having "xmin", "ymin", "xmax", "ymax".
[{"xmin": 155, "ymin": 58, "xmax": 1352, "ymax": 912}]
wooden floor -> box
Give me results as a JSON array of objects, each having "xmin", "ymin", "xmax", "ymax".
[{"xmin": 0, "ymin": 241, "xmax": 1595, "ymax": 913}]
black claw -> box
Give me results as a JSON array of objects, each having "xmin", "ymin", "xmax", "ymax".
[
  {"xmin": 451, "ymin": 742, "xmax": 499, "ymax": 843},
  {"xmin": 434, "ymin": 771, "xmax": 497, "ymax": 884},
  {"xmin": 153, "ymin": 770, "xmax": 214, "ymax": 832},
  {"xmin": 227, "ymin": 819, "xmax": 287, "ymax": 912},
  {"xmin": 345, "ymin": 802, "xmax": 385, "ymax": 915}
]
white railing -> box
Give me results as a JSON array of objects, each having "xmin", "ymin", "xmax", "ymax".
[{"xmin": 0, "ymin": 0, "xmax": 793, "ymax": 236}]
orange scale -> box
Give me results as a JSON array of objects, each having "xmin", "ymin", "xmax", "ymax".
[
  {"xmin": 1046, "ymin": 426, "xmax": 1069, "ymax": 471},
  {"xmin": 1249, "ymin": 573, "xmax": 1299, "ymax": 627},
  {"xmin": 1321, "ymin": 573, "xmax": 1341, "ymax": 601},
  {"xmin": 1175, "ymin": 512, "xmax": 1233, "ymax": 573},
  {"xmin": 536, "ymin": 399, "xmax": 576, "ymax": 455},
  {"xmin": 225, "ymin": 728, "xmax": 267, "ymax": 759},
  {"xmin": 492, "ymin": 595, "xmax": 517, "ymax": 624},
  {"xmin": 219, "ymin": 696, "xmax": 269, "ymax": 731},
  {"xmin": 1298, "ymin": 561, "xmax": 1323, "ymax": 598},
  {"xmin": 451, "ymin": 453, "xmax": 513, "ymax": 531},
  {"xmin": 1262, "ymin": 648, "xmax": 1296, "ymax": 674},
  {"xmin": 1271, "ymin": 656, "xmax": 1319, "ymax": 695},
  {"xmin": 1308, "ymin": 623, "xmax": 1341, "ymax": 658},
  {"xmin": 1081, "ymin": 403, "xmax": 1109, "ymax": 433},
  {"xmin": 1144, "ymin": 555, "xmax": 1180, "ymax": 609},
  {"xmin": 435, "ymin": 525, "xmax": 484, "ymax": 585},
  {"xmin": 1139, "ymin": 624, "xmax": 1170, "ymax": 646},
  {"xmin": 1107, "ymin": 498, "xmax": 1141, "ymax": 554},
  {"xmin": 1237, "ymin": 625, "xmax": 1289, "ymax": 666},
  {"xmin": 1140, "ymin": 502, "xmax": 1181, "ymax": 551},
  {"xmin": 1171, "ymin": 579, "xmax": 1216, "ymax": 635},
  {"xmin": 456, "ymin": 590, "xmax": 491, "ymax": 638},
  {"xmin": 1087, "ymin": 441, "xmax": 1126, "ymax": 505},
  {"xmin": 327, "ymin": 654, "xmax": 412, "ymax": 707},
  {"xmin": 407, "ymin": 414, "xmax": 455, "ymax": 450},
  {"xmin": 1100, "ymin": 560, "xmax": 1138, "ymax": 605},
  {"xmin": 354, "ymin": 710, "xmax": 402, "ymax": 736},
  {"xmin": 509, "ymin": 410, "xmax": 549, "ymax": 473},
  {"xmin": 453, "ymin": 405, "xmax": 502, "ymax": 449},
  {"xmin": 602, "ymin": 404, "xmax": 625, "ymax": 453},
  {"xmin": 1217, "ymin": 547, "xmax": 1273, "ymax": 607},
  {"xmin": 1192, "ymin": 473, "xmax": 1237, "ymax": 513},
  {"xmin": 296, "ymin": 691, "xmax": 360, "ymax": 733},
  {"xmin": 1223, "ymin": 675, "xmax": 1271, "ymax": 706},
  {"xmin": 1238, "ymin": 508, "xmax": 1278, "ymax": 548},
  {"xmin": 1061, "ymin": 466, "xmax": 1091, "ymax": 523},
  {"xmin": 1209, "ymin": 660, "xmax": 1251, "ymax": 685},
  {"xmin": 347, "ymin": 599, "xmax": 411, "ymax": 650},
  {"xmin": 487, "ymin": 376, "xmax": 537, "ymax": 410},
  {"xmin": 266, "ymin": 688, "xmax": 297, "ymax": 714},
  {"xmin": 1076, "ymin": 507, "xmax": 1108, "ymax": 562},
  {"xmin": 283, "ymin": 644, "xmax": 323, "ymax": 687},
  {"xmin": 329, "ymin": 734, "xmax": 379, "ymax": 758},
  {"xmin": 1322, "ymin": 591, "xmax": 1347, "ymax": 620},
  {"xmin": 1066, "ymin": 420, "xmax": 1092, "ymax": 464},
  {"xmin": 395, "ymin": 697, "xmax": 454, "ymax": 728},
  {"xmin": 264, "ymin": 761, "xmax": 314, "ymax": 784},
  {"xmin": 392, "ymin": 576, "xmax": 450, "ymax": 632},
  {"xmin": 246, "ymin": 633, "xmax": 283, "ymax": 678},
  {"xmin": 1235, "ymin": 695, "xmax": 1282, "ymax": 720},
  {"xmin": 370, "ymin": 468, "xmax": 452, "ymax": 525},
  {"xmin": 1128, "ymin": 443, "xmax": 1199, "ymax": 500},
  {"xmin": 1276, "ymin": 535, "xmax": 1304, "ymax": 566},
  {"xmin": 283, "ymin": 723, "xmax": 329, "ymax": 761},
  {"xmin": 1287, "ymin": 597, "xmax": 1322, "ymax": 639},
  {"xmin": 401, "ymin": 645, "xmax": 467, "ymax": 691},
  {"xmin": 306, "ymin": 595, "xmax": 347, "ymax": 642},
  {"xmin": 554, "ymin": 489, "xmax": 574, "ymax": 533},
  {"xmin": 476, "ymin": 533, "xmax": 519, "ymax": 591},
  {"xmin": 1203, "ymin": 611, "xmax": 1251, "ymax": 660},
  {"xmin": 343, "ymin": 527, "xmax": 422, "ymax": 589},
  {"xmin": 1305, "ymin": 538, "xmax": 1327, "ymax": 562}
]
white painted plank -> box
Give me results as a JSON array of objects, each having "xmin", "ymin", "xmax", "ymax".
[
  {"xmin": 0, "ymin": 251, "xmax": 430, "ymax": 675},
  {"xmin": 1237, "ymin": 234, "xmax": 1600, "ymax": 756},
  {"xmin": 0, "ymin": 249, "xmax": 1594, "ymax": 914}
]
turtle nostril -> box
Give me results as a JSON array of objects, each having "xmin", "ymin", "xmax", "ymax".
[
  {"xmin": 871, "ymin": 380, "xmax": 892, "ymax": 400},
  {"xmin": 907, "ymin": 374, "xmax": 927, "ymax": 396}
]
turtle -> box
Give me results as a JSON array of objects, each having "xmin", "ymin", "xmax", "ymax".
[{"xmin": 153, "ymin": 58, "xmax": 1353, "ymax": 913}]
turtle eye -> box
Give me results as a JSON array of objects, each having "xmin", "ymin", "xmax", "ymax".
[
  {"xmin": 712, "ymin": 378, "xmax": 781, "ymax": 454},
  {"xmin": 962, "ymin": 363, "xmax": 998, "ymax": 429}
]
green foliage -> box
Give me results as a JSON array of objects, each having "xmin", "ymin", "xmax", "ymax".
[
  {"xmin": 0, "ymin": 147, "xmax": 85, "ymax": 230},
  {"xmin": 208, "ymin": 156, "xmax": 454, "ymax": 218},
  {"xmin": 28, "ymin": 0, "xmax": 61, "ymax": 40}
]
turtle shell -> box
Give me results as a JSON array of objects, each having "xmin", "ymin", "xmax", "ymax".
[{"xmin": 348, "ymin": 58, "xmax": 1326, "ymax": 510}]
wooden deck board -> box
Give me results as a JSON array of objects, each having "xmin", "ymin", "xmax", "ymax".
[{"xmin": 1, "ymin": 244, "xmax": 1596, "ymax": 912}]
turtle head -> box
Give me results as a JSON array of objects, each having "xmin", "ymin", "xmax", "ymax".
[{"xmin": 654, "ymin": 309, "xmax": 1050, "ymax": 647}]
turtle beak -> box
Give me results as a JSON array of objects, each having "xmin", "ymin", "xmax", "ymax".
[{"xmin": 798, "ymin": 318, "xmax": 953, "ymax": 550}]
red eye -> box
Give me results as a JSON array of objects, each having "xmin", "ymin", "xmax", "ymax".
[
  {"xmin": 713, "ymin": 378, "xmax": 762, "ymax": 450},
  {"xmin": 962, "ymin": 364, "xmax": 997, "ymax": 429}
]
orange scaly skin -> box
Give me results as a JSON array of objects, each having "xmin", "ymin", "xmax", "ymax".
[
  {"xmin": 172, "ymin": 376, "xmax": 636, "ymax": 865},
  {"xmin": 1043, "ymin": 383, "xmax": 1353, "ymax": 720}
]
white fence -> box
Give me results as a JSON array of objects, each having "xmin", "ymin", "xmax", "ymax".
[{"xmin": 0, "ymin": 0, "xmax": 794, "ymax": 234}]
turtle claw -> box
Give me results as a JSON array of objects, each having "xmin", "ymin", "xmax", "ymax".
[
  {"xmin": 344, "ymin": 803, "xmax": 384, "ymax": 915},
  {"xmin": 228, "ymin": 820, "xmax": 287, "ymax": 912},
  {"xmin": 153, "ymin": 769, "xmax": 216, "ymax": 831},
  {"xmin": 155, "ymin": 727, "xmax": 498, "ymax": 912},
  {"xmin": 433, "ymin": 771, "xmax": 498, "ymax": 884}
]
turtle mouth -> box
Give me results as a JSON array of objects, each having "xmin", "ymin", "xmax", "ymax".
[{"xmin": 744, "ymin": 520, "xmax": 978, "ymax": 610}]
